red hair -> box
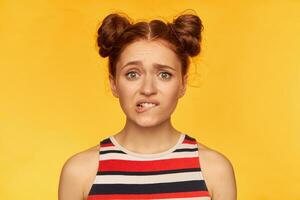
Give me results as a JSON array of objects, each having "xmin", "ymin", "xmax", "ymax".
[{"xmin": 96, "ymin": 11, "xmax": 204, "ymax": 80}]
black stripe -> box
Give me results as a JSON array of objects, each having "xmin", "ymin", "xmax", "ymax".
[
  {"xmin": 173, "ymin": 148, "xmax": 198, "ymax": 152},
  {"xmin": 97, "ymin": 167, "xmax": 201, "ymax": 176},
  {"xmin": 100, "ymin": 148, "xmax": 198, "ymax": 155},
  {"xmin": 100, "ymin": 138, "xmax": 111, "ymax": 145},
  {"xmin": 185, "ymin": 134, "xmax": 196, "ymax": 142},
  {"xmin": 89, "ymin": 180, "xmax": 208, "ymax": 195},
  {"xmin": 100, "ymin": 150, "xmax": 126, "ymax": 155}
]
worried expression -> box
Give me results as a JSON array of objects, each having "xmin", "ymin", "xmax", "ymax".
[{"xmin": 109, "ymin": 40, "xmax": 187, "ymax": 127}]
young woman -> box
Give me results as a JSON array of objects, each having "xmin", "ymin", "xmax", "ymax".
[{"xmin": 58, "ymin": 12, "xmax": 237, "ymax": 200}]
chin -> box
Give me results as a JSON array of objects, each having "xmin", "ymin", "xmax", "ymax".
[
  {"xmin": 135, "ymin": 119, "xmax": 159, "ymax": 127},
  {"xmin": 134, "ymin": 116, "xmax": 168, "ymax": 128}
]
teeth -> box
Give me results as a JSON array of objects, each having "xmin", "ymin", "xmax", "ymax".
[{"xmin": 138, "ymin": 102, "xmax": 157, "ymax": 108}]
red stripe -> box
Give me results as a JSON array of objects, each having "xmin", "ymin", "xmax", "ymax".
[
  {"xmin": 183, "ymin": 139, "xmax": 197, "ymax": 144},
  {"xmin": 87, "ymin": 190, "xmax": 210, "ymax": 200},
  {"xmin": 99, "ymin": 157, "xmax": 200, "ymax": 172},
  {"xmin": 101, "ymin": 143, "xmax": 113, "ymax": 147}
]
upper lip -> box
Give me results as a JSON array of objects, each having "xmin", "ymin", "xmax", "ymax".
[{"xmin": 136, "ymin": 99, "xmax": 160, "ymax": 106}]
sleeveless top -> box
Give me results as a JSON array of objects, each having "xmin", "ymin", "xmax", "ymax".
[{"xmin": 87, "ymin": 133, "xmax": 212, "ymax": 200}]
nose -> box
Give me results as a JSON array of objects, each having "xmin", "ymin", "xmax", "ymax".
[{"xmin": 139, "ymin": 74, "xmax": 157, "ymax": 96}]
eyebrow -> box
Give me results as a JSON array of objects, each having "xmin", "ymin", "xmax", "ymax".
[{"xmin": 121, "ymin": 60, "xmax": 176, "ymax": 71}]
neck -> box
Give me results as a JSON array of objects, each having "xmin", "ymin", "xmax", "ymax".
[{"xmin": 113, "ymin": 117, "xmax": 182, "ymax": 154}]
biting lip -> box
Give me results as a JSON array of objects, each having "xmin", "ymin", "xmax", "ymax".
[
  {"xmin": 135, "ymin": 100, "xmax": 159, "ymax": 113},
  {"xmin": 136, "ymin": 99, "xmax": 160, "ymax": 106}
]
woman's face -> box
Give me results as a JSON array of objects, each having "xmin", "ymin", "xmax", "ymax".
[{"xmin": 109, "ymin": 40, "xmax": 187, "ymax": 127}]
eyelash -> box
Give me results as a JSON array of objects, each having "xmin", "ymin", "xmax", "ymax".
[{"xmin": 125, "ymin": 71, "xmax": 172, "ymax": 80}]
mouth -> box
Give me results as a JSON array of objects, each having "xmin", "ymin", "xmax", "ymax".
[{"xmin": 136, "ymin": 102, "xmax": 159, "ymax": 113}]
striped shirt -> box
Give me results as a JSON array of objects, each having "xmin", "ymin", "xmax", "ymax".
[{"xmin": 87, "ymin": 133, "xmax": 212, "ymax": 200}]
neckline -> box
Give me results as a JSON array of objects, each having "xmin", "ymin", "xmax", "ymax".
[{"xmin": 109, "ymin": 133, "xmax": 186, "ymax": 158}]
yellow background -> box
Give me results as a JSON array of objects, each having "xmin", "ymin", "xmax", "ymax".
[{"xmin": 1, "ymin": 0, "xmax": 299, "ymax": 199}]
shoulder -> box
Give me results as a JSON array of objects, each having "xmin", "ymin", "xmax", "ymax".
[
  {"xmin": 62, "ymin": 144, "xmax": 100, "ymax": 173},
  {"xmin": 197, "ymin": 142, "xmax": 237, "ymax": 200},
  {"xmin": 58, "ymin": 144, "xmax": 100, "ymax": 200}
]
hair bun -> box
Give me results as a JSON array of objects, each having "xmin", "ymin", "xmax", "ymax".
[
  {"xmin": 97, "ymin": 13, "xmax": 132, "ymax": 57},
  {"xmin": 171, "ymin": 14, "xmax": 204, "ymax": 57}
]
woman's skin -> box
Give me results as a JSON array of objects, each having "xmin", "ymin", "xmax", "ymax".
[
  {"xmin": 58, "ymin": 39, "xmax": 237, "ymax": 200},
  {"xmin": 108, "ymin": 39, "xmax": 187, "ymax": 154}
]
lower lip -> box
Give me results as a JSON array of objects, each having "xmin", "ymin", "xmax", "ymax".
[{"xmin": 136, "ymin": 104, "xmax": 159, "ymax": 113}]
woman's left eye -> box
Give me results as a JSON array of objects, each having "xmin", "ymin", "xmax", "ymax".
[{"xmin": 159, "ymin": 72, "xmax": 172, "ymax": 79}]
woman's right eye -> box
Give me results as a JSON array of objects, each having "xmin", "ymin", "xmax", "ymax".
[{"xmin": 125, "ymin": 71, "xmax": 139, "ymax": 79}]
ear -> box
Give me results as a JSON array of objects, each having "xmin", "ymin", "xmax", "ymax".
[
  {"xmin": 178, "ymin": 74, "xmax": 188, "ymax": 98},
  {"xmin": 109, "ymin": 74, "xmax": 119, "ymax": 98}
]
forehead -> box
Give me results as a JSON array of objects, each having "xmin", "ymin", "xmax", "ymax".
[{"xmin": 117, "ymin": 40, "xmax": 181, "ymax": 69}]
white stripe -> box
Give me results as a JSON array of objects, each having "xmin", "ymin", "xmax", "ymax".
[
  {"xmin": 99, "ymin": 143, "xmax": 198, "ymax": 161},
  {"xmin": 101, "ymin": 143, "xmax": 197, "ymax": 152},
  {"xmin": 100, "ymin": 150, "xmax": 199, "ymax": 161},
  {"xmin": 94, "ymin": 171, "xmax": 205, "ymax": 184}
]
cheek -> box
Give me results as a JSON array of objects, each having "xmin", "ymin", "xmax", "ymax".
[
  {"xmin": 159, "ymin": 82, "xmax": 181, "ymax": 99},
  {"xmin": 156, "ymin": 84, "xmax": 181, "ymax": 113},
  {"xmin": 117, "ymin": 81, "xmax": 138, "ymax": 110}
]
